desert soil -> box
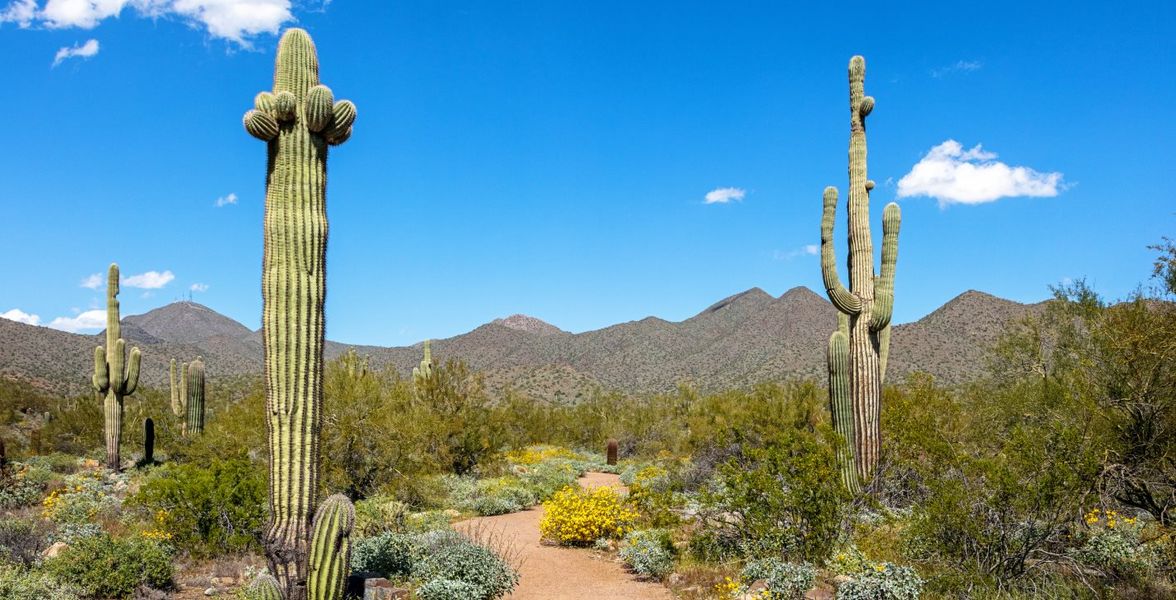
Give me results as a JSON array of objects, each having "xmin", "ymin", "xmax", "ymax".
[{"xmin": 458, "ymin": 472, "xmax": 673, "ymax": 600}]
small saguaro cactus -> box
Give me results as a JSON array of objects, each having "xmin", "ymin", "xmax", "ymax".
[
  {"xmin": 606, "ymin": 438, "xmax": 618, "ymax": 466},
  {"xmin": 143, "ymin": 418, "xmax": 155, "ymax": 465},
  {"xmin": 244, "ymin": 28, "xmax": 357, "ymax": 600},
  {"xmin": 819, "ymin": 56, "xmax": 901, "ymax": 490},
  {"xmin": 92, "ymin": 263, "xmax": 142, "ymax": 472},
  {"xmin": 186, "ymin": 356, "xmax": 206, "ymax": 435},
  {"xmin": 412, "ymin": 340, "xmax": 434, "ymax": 384},
  {"xmin": 307, "ymin": 494, "xmax": 355, "ymax": 600},
  {"xmin": 169, "ymin": 359, "xmax": 183, "ymax": 417}
]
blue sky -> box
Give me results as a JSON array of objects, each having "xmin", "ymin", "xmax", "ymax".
[{"xmin": 0, "ymin": 1, "xmax": 1172, "ymax": 345}]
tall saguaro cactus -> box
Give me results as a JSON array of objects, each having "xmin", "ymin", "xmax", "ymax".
[
  {"xmin": 412, "ymin": 340, "xmax": 434, "ymax": 383},
  {"xmin": 92, "ymin": 263, "xmax": 142, "ymax": 472},
  {"xmin": 820, "ymin": 56, "xmax": 901, "ymax": 489},
  {"xmin": 186, "ymin": 356, "xmax": 206, "ymax": 435},
  {"xmin": 243, "ymin": 28, "xmax": 356, "ymax": 600}
]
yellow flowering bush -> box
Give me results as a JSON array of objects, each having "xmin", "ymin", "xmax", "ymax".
[
  {"xmin": 539, "ymin": 485, "xmax": 637, "ymax": 546},
  {"xmin": 505, "ymin": 445, "xmax": 582, "ymax": 465}
]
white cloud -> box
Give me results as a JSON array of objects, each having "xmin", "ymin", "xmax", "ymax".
[
  {"xmin": 0, "ymin": 0, "xmax": 37, "ymax": 26},
  {"xmin": 773, "ymin": 244, "xmax": 819, "ymax": 261},
  {"xmin": 122, "ymin": 269, "xmax": 174, "ymax": 289},
  {"xmin": 80, "ymin": 272, "xmax": 102, "ymax": 289},
  {"xmin": 931, "ymin": 60, "xmax": 982, "ymax": 78},
  {"xmin": 704, "ymin": 187, "xmax": 746, "ymax": 204},
  {"xmin": 190, "ymin": 282, "xmax": 209, "ymax": 292},
  {"xmin": 5, "ymin": 0, "xmax": 292, "ymax": 44},
  {"xmin": 48, "ymin": 309, "xmax": 105, "ymax": 332},
  {"xmin": 896, "ymin": 140, "xmax": 1064, "ymax": 206},
  {"xmin": 1, "ymin": 308, "xmax": 41, "ymax": 326},
  {"xmin": 52, "ymin": 38, "xmax": 99, "ymax": 66},
  {"xmin": 214, "ymin": 192, "xmax": 237, "ymax": 207}
]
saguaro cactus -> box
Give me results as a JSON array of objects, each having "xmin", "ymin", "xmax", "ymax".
[
  {"xmin": 186, "ymin": 357, "xmax": 206, "ymax": 435},
  {"xmin": 244, "ymin": 28, "xmax": 356, "ymax": 599},
  {"xmin": 820, "ymin": 56, "xmax": 901, "ymax": 489},
  {"xmin": 606, "ymin": 438, "xmax": 618, "ymax": 466},
  {"xmin": 92, "ymin": 263, "xmax": 142, "ymax": 472},
  {"xmin": 307, "ymin": 494, "xmax": 355, "ymax": 600},
  {"xmin": 143, "ymin": 418, "xmax": 155, "ymax": 465},
  {"xmin": 412, "ymin": 340, "xmax": 433, "ymax": 383}
]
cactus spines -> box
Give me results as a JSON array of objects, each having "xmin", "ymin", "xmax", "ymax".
[
  {"xmin": 245, "ymin": 28, "xmax": 356, "ymax": 599},
  {"xmin": 307, "ymin": 494, "xmax": 355, "ymax": 600},
  {"xmin": 249, "ymin": 574, "xmax": 283, "ymax": 600},
  {"xmin": 413, "ymin": 340, "xmax": 433, "ymax": 383},
  {"xmin": 143, "ymin": 418, "xmax": 155, "ymax": 465},
  {"xmin": 819, "ymin": 56, "xmax": 901, "ymax": 488},
  {"xmin": 92, "ymin": 263, "xmax": 142, "ymax": 472},
  {"xmin": 186, "ymin": 357, "xmax": 206, "ymax": 435},
  {"xmin": 606, "ymin": 438, "xmax": 618, "ymax": 466}
]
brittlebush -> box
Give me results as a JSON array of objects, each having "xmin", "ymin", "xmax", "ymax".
[{"xmin": 539, "ymin": 486, "xmax": 637, "ymax": 546}]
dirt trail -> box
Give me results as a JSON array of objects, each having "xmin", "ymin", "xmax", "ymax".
[{"xmin": 458, "ymin": 472, "xmax": 673, "ymax": 600}]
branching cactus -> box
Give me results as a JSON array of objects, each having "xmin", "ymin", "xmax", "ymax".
[
  {"xmin": 186, "ymin": 356, "xmax": 206, "ymax": 435},
  {"xmin": 307, "ymin": 494, "xmax": 355, "ymax": 600},
  {"xmin": 243, "ymin": 28, "xmax": 356, "ymax": 599},
  {"xmin": 820, "ymin": 56, "xmax": 901, "ymax": 489},
  {"xmin": 92, "ymin": 263, "xmax": 142, "ymax": 472},
  {"xmin": 412, "ymin": 340, "xmax": 433, "ymax": 384}
]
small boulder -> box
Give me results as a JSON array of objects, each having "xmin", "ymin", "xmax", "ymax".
[{"xmin": 43, "ymin": 541, "xmax": 68, "ymax": 558}]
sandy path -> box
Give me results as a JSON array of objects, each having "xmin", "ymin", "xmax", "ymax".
[{"xmin": 458, "ymin": 472, "xmax": 672, "ymax": 600}]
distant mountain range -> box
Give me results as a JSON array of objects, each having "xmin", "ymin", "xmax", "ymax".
[{"xmin": 0, "ymin": 287, "xmax": 1039, "ymax": 400}]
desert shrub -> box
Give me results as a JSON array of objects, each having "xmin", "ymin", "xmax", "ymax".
[
  {"xmin": 0, "ymin": 461, "xmax": 53, "ymax": 509},
  {"xmin": 515, "ymin": 459, "xmax": 579, "ymax": 500},
  {"xmin": 44, "ymin": 533, "xmax": 173, "ymax": 598},
  {"xmin": 1069, "ymin": 508, "xmax": 1155, "ymax": 582},
  {"xmin": 836, "ymin": 563, "xmax": 922, "ymax": 600},
  {"xmin": 741, "ymin": 558, "xmax": 816, "ymax": 600},
  {"xmin": 619, "ymin": 528, "xmax": 675, "ymax": 579},
  {"xmin": 40, "ymin": 470, "xmax": 119, "ymax": 525},
  {"xmin": 0, "ymin": 563, "xmax": 80, "ymax": 600},
  {"xmin": 415, "ymin": 359, "xmax": 507, "ymax": 476},
  {"xmin": 539, "ymin": 485, "xmax": 637, "ymax": 546},
  {"xmin": 0, "ymin": 517, "xmax": 51, "ymax": 567},
  {"xmin": 412, "ymin": 530, "xmax": 519, "ymax": 599},
  {"xmin": 354, "ymin": 494, "xmax": 410, "ymax": 536},
  {"xmin": 694, "ymin": 428, "xmax": 846, "ymax": 562},
  {"xmin": 416, "ymin": 578, "xmax": 481, "ymax": 600},
  {"xmin": 127, "ymin": 458, "xmax": 266, "ymax": 556},
  {"xmin": 626, "ymin": 462, "xmax": 686, "ymax": 527},
  {"xmin": 351, "ymin": 531, "xmax": 416, "ymax": 578}
]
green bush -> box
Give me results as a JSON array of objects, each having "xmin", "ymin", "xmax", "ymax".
[
  {"xmin": 619, "ymin": 529, "xmax": 675, "ymax": 579},
  {"xmin": 127, "ymin": 458, "xmax": 266, "ymax": 556},
  {"xmin": 412, "ymin": 530, "xmax": 519, "ymax": 599},
  {"xmin": 351, "ymin": 532, "xmax": 415, "ymax": 579},
  {"xmin": 741, "ymin": 559, "xmax": 815, "ymax": 600},
  {"xmin": 0, "ymin": 517, "xmax": 50, "ymax": 567},
  {"xmin": 836, "ymin": 563, "xmax": 922, "ymax": 600},
  {"xmin": 43, "ymin": 533, "xmax": 173, "ymax": 598},
  {"xmin": 416, "ymin": 578, "xmax": 481, "ymax": 600},
  {"xmin": 694, "ymin": 427, "xmax": 846, "ymax": 561},
  {"xmin": 0, "ymin": 563, "xmax": 80, "ymax": 600},
  {"xmin": 0, "ymin": 461, "xmax": 53, "ymax": 509},
  {"xmin": 1069, "ymin": 510, "xmax": 1155, "ymax": 582}
]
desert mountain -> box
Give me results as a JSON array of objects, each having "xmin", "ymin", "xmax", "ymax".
[{"xmin": 0, "ymin": 288, "xmax": 1039, "ymax": 400}]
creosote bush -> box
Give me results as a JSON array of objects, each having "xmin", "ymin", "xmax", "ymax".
[
  {"xmin": 619, "ymin": 528, "xmax": 676, "ymax": 579},
  {"xmin": 43, "ymin": 532, "xmax": 173, "ymax": 598}
]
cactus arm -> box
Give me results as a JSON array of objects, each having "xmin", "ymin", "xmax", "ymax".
[
  {"xmin": 92, "ymin": 346, "xmax": 109, "ymax": 393},
  {"xmin": 122, "ymin": 346, "xmax": 141, "ymax": 395},
  {"xmin": 305, "ymin": 85, "xmax": 333, "ymax": 132},
  {"xmin": 827, "ymin": 328, "xmax": 860, "ymax": 494},
  {"xmin": 307, "ymin": 494, "xmax": 355, "ymax": 600},
  {"xmin": 821, "ymin": 186, "xmax": 862, "ymax": 315},
  {"xmin": 869, "ymin": 202, "xmax": 901, "ymax": 332},
  {"xmin": 878, "ymin": 324, "xmax": 892, "ymax": 385},
  {"xmin": 244, "ymin": 110, "xmax": 280, "ymax": 141}
]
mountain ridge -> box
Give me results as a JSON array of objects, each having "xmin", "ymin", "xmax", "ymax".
[{"xmin": 0, "ymin": 286, "xmax": 1040, "ymax": 399}]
